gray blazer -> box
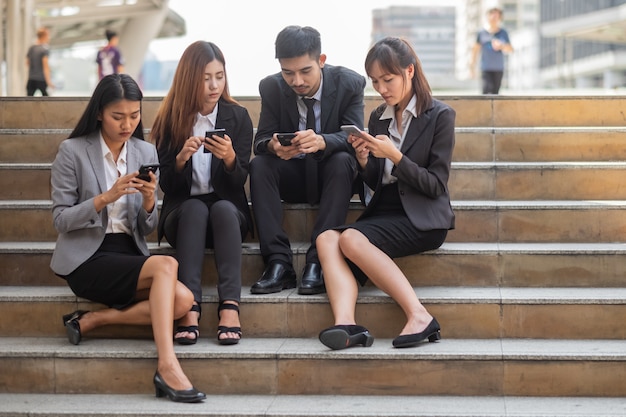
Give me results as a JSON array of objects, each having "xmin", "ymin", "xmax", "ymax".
[{"xmin": 50, "ymin": 132, "xmax": 159, "ymax": 276}]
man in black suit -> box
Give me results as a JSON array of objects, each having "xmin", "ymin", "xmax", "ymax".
[{"xmin": 250, "ymin": 25, "xmax": 365, "ymax": 295}]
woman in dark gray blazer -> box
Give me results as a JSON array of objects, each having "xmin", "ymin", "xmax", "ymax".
[
  {"xmin": 51, "ymin": 74, "xmax": 205, "ymax": 403},
  {"xmin": 317, "ymin": 37, "xmax": 456, "ymax": 350}
]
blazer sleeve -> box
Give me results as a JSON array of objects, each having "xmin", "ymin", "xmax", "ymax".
[
  {"xmin": 213, "ymin": 105, "xmax": 253, "ymax": 191},
  {"xmin": 392, "ymin": 104, "xmax": 456, "ymax": 199},
  {"xmin": 254, "ymin": 75, "xmax": 284, "ymax": 155},
  {"xmin": 51, "ymin": 139, "xmax": 103, "ymax": 234}
]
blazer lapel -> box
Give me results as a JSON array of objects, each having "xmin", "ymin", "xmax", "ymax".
[
  {"xmin": 85, "ymin": 132, "xmax": 107, "ymax": 194},
  {"xmin": 401, "ymin": 107, "xmax": 433, "ymax": 154},
  {"xmin": 281, "ymin": 82, "xmax": 300, "ymax": 129},
  {"xmin": 320, "ymin": 67, "xmax": 337, "ymax": 131}
]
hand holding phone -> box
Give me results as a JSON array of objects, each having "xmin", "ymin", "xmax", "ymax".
[
  {"xmin": 136, "ymin": 163, "xmax": 160, "ymax": 181},
  {"xmin": 204, "ymin": 129, "xmax": 227, "ymax": 153},
  {"xmin": 276, "ymin": 133, "xmax": 297, "ymax": 146}
]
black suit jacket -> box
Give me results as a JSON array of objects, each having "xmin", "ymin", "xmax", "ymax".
[
  {"xmin": 157, "ymin": 100, "xmax": 253, "ymax": 242},
  {"xmin": 360, "ymin": 98, "xmax": 456, "ymax": 231},
  {"xmin": 253, "ymin": 64, "xmax": 366, "ymax": 161}
]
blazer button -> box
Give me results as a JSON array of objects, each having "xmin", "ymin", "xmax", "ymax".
[
  {"xmin": 399, "ymin": 190, "xmax": 405, "ymax": 195},
  {"xmin": 90, "ymin": 219, "xmax": 95, "ymax": 224}
]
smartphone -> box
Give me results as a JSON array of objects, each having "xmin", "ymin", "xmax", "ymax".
[
  {"xmin": 341, "ymin": 125, "xmax": 365, "ymax": 138},
  {"xmin": 204, "ymin": 129, "xmax": 226, "ymax": 153},
  {"xmin": 276, "ymin": 133, "xmax": 297, "ymax": 146},
  {"xmin": 137, "ymin": 163, "xmax": 160, "ymax": 181}
]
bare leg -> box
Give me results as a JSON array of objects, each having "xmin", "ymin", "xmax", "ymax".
[
  {"xmin": 74, "ymin": 255, "xmax": 195, "ymax": 390},
  {"xmin": 316, "ymin": 230, "xmax": 359, "ymax": 325},
  {"xmin": 338, "ymin": 229, "xmax": 433, "ymax": 336}
]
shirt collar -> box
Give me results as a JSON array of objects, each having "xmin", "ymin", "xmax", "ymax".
[
  {"xmin": 380, "ymin": 93, "xmax": 418, "ymax": 121},
  {"xmin": 99, "ymin": 131, "xmax": 127, "ymax": 163},
  {"xmin": 196, "ymin": 103, "xmax": 219, "ymax": 126},
  {"xmin": 301, "ymin": 73, "xmax": 324, "ymax": 102}
]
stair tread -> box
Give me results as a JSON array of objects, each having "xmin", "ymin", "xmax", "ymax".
[
  {"xmin": 4, "ymin": 241, "xmax": 626, "ymax": 254},
  {"xmin": 0, "ymin": 393, "xmax": 625, "ymax": 417},
  {"xmin": 5, "ymin": 199, "xmax": 626, "ymax": 209},
  {"xmin": 2, "ymin": 285, "xmax": 626, "ymax": 304},
  {"xmin": 1, "ymin": 337, "xmax": 626, "ymax": 360}
]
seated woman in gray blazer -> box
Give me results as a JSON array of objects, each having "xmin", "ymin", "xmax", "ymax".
[
  {"xmin": 317, "ymin": 37, "xmax": 456, "ymax": 350},
  {"xmin": 50, "ymin": 74, "xmax": 205, "ymax": 403}
]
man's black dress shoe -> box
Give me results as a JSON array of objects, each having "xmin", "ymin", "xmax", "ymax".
[
  {"xmin": 298, "ymin": 263, "xmax": 326, "ymax": 295},
  {"xmin": 392, "ymin": 317, "xmax": 441, "ymax": 348},
  {"xmin": 250, "ymin": 261, "xmax": 296, "ymax": 294},
  {"xmin": 319, "ymin": 324, "xmax": 374, "ymax": 350},
  {"xmin": 153, "ymin": 371, "xmax": 206, "ymax": 403}
]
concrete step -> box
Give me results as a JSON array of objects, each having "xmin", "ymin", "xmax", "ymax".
[
  {"xmin": 1, "ymin": 393, "xmax": 625, "ymax": 417},
  {"xmin": 3, "ymin": 199, "xmax": 626, "ymax": 243},
  {"xmin": 1, "ymin": 337, "xmax": 626, "ymax": 397},
  {"xmin": 3, "ymin": 96, "xmax": 626, "ymax": 128},
  {"xmin": 5, "ymin": 161, "xmax": 626, "ymax": 200},
  {"xmin": 4, "ymin": 126, "xmax": 626, "ymax": 164},
  {"xmin": 3, "ymin": 241, "xmax": 626, "ymax": 288},
  {"xmin": 1, "ymin": 285, "xmax": 625, "ymax": 340},
  {"xmin": 454, "ymin": 127, "xmax": 626, "ymax": 163}
]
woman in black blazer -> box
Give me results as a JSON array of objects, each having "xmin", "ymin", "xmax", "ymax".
[
  {"xmin": 317, "ymin": 37, "xmax": 456, "ymax": 350},
  {"xmin": 151, "ymin": 41, "xmax": 252, "ymax": 345}
]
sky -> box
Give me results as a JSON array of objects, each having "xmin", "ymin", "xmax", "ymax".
[{"xmin": 149, "ymin": 0, "xmax": 459, "ymax": 96}]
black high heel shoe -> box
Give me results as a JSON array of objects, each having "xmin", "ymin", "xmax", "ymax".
[
  {"xmin": 217, "ymin": 302, "xmax": 242, "ymax": 345},
  {"xmin": 174, "ymin": 303, "xmax": 201, "ymax": 345},
  {"xmin": 392, "ymin": 317, "xmax": 441, "ymax": 348},
  {"xmin": 62, "ymin": 310, "xmax": 89, "ymax": 345},
  {"xmin": 318, "ymin": 324, "xmax": 374, "ymax": 350},
  {"xmin": 153, "ymin": 371, "xmax": 206, "ymax": 403}
]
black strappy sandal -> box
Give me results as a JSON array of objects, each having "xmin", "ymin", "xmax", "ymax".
[
  {"xmin": 174, "ymin": 303, "xmax": 201, "ymax": 345},
  {"xmin": 217, "ymin": 302, "xmax": 242, "ymax": 345}
]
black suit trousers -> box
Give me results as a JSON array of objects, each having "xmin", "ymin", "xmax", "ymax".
[
  {"xmin": 250, "ymin": 151, "xmax": 356, "ymax": 266},
  {"xmin": 162, "ymin": 196, "xmax": 245, "ymax": 303}
]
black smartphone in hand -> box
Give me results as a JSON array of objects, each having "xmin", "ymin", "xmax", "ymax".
[
  {"xmin": 137, "ymin": 163, "xmax": 160, "ymax": 181},
  {"xmin": 204, "ymin": 129, "xmax": 227, "ymax": 153},
  {"xmin": 276, "ymin": 133, "xmax": 296, "ymax": 146}
]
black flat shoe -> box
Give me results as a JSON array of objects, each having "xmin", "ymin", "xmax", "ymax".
[
  {"xmin": 153, "ymin": 371, "xmax": 206, "ymax": 403},
  {"xmin": 217, "ymin": 302, "xmax": 241, "ymax": 345},
  {"xmin": 318, "ymin": 324, "xmax": 374, "ymax": 350},
  {"xmin": 62, "ymin": 310, "xmax": 89, "ymax": 345},
  {"xmin": 392, "ymin": 317, "xmax": 441, "ymax": 348},
  {"xmin": 174, "ymin": 303, "xmax": 201, "ymax": 346}
]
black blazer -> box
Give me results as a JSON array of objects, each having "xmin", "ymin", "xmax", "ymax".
[
  {"xmin": 253, "ymin": 64, "xmax": 366, "ymax": 160},
  {"xmin": 157, "ymin": 100, "xmax": 253, "ymax": 242},
  {"xmin": 360, "ymin": 98, "xmax": 456, "ymax": 231}
]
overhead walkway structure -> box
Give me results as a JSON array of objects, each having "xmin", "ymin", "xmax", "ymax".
[{"xmin": 0, "ymin": 0, "xmax": 185, "ymax": 96}]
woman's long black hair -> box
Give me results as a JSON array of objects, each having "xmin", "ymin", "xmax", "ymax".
[{"xmin": 69, "ymin": 73, "xmax": 145, "ymax": 140}]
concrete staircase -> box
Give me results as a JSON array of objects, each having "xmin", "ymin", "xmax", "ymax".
[{"xmin": 1, "ymin": 95, "xmax": 626, "ymax": 416}]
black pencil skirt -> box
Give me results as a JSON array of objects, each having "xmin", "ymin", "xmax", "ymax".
[{"xmin": 63, "ymin": 233, "xmax": 149, "ymax": 309}]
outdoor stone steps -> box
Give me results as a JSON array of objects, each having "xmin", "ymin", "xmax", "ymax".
[
  {"xmin": 1, "ymin": 286, "xmax": 625, "ymax": 340},
  {"xmin": 2, "ymin": 337, "xmax": 626, "ymax": 397},
  {"xmin": 5, "ymin": 160, "xmax": 626, "ymax": 200},
  {"xmin": 2, "ymin": 241, "xmax": 626, "ymax": 288},
  {"xmin": 2, "ymin": 95, "xmax": 626, "ymax": 413},
  {"xmin": 1, "ymin": 393, "xmax": 625, "ymax": 417},
  {"xmin": 3, "ymin": 199, "xmax": 626, "ymax": 242},
  {"xmin": 2, "ymin": 96, "xmax": 626, "ymax": 128},
  {"xmin": 3, "ymin": 126, "xmax": 626, "ymax": 164}
]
